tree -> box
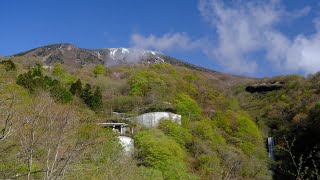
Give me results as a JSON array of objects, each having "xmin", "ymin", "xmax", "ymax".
[
  {"xmin": 93, "ymin": 64, "xmax": 105, "ymax": 76},
  {"xmin": 134, "ymin": 129, "xmax": 194, "ymax": 179},
  {"xmin": 0, "ymin": 84, "xmax": 29, "ymax": 142},
  {"xmin": 12, "ymin": 95, "xmax": 94, "ymax": 179},
  {"xmin": 80, "ymin": 84, "xmax": 102, "ymax": 109},
  {"xmin": 128, "ymin": 70, "xmax": 166, "ymax": 98},
  {"xmin": 0, "ymin": 60, "xmax": 16, "ymax": 71},
  {"xmin": 158, "ymin": 120, "xmax": 192, "ymax": 146},
  {"xmin": 33, "ymin": 64, "xmax": 43, "ymax": 77},
  {"xmin": 16, "ymin": 67, "xmax": 73, "ymax": 103},
  {"xmin": 80, "ymin": 83, "xmax": 92, "ymax": 105},
  {"xmin": 52, "ymin": 63, "xmax": 64, "ymax": 76},
  {"xmin": 278, "ymin": 136, "xmax": 320, "ymax": 180},
  {"xmin": 70, "ymin": 79, "xmax": 82, "ymax": 96},
  {"xmin": 90, "ymin": 86, "xmax": 102, "ymax": 109},
  {"xmin": 175, "ymin": 93, "xmax": 202, "ymax": 120},
  {"xmin": 16, "ymin": 65, "xmax": 44, "ymax": 92},
  {"xmin": 50, "ymin": 83, "xmax": 73, "ymax": 103}
]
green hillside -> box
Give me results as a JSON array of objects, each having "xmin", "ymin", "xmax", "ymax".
[
  {"xmin": 233, "ymin": 75, "xmax": 320, "ymax": 179},
  {"xmin": 0, "ymin": 58, "xmax": 271, "ymax": 179}
]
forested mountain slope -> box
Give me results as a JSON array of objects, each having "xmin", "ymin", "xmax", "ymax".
[
  {"xmin": 0, "ymin": 58, "xmax": 271, "ymax": 179},
  {"xmin": 12, "ymin": 43, "xmax": 254, "ymax": 90},
  {"xmin": 4, "ymin": 43, "xmax": 320, "ymax": 179},
  {"xmin": 234, "ymin": 75, "xmax": 320, "ymax": 179}
]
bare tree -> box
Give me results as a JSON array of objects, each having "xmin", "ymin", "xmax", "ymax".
[
  {"xmin": 14, "ymin": 93, "xmax": 93, "ymax": 179},
  {"xmin": 0, "ymin": 96, "xmax": 14, "ymax": 141},
  {"xmin": 0, "ymin": 84, "xmax": 26, "ymax": 142},
  {"xmin": 279, "ymin": 136, "xmax": 320, "ymax": 180}
]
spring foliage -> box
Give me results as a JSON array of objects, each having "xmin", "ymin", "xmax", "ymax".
[{"xmin": 0, "ymin": 60, "xmax": 271, "ymax": 179}]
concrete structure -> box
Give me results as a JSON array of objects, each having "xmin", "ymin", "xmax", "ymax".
[
  {"xmin": 118, "ymin": 136, "xmax": 134, "ymax": 155},
  {"xmin": 42, "ymin": 65, "xmax": 53, "ymax": 70},
  {"xmin": 99, "ymin": 123, "xmax": 134, "ymax": 155},
  {"xmin": 130, "ymin": 112, "xmax": 181, "ymax": 128},
  {"xmin": 98, "ymin": 112, "xmax": 181, "ymax": 155},
  {"xmin": 98, "ymin": 122, "xmax": 129, "ymax": 136}
]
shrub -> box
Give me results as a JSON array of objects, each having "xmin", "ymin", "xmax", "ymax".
[
  {"xmin": 191, "ymin": 119, "xmax": 226, "ymax": 145},
  {"xmin": 134, "ymin": 129, "xmax": 193, "ymax": 179},
  {"xmin": 52, "ymin": 63, "xmax": 64, "ymax": 76},
  {"xmin": 93, "ymin": 64, "xmax": 106, "ymax": 76},
  {"xmin": 128, "ymin": 70, "xmax": 166, "ymax": 97},
  {"xmin": 315, "ymin": 101, "xmax": 320, "ymax": 109},
  {"xmin": 50, "ymin": 83, "xmax": 73, "ymax": 103},
  {"xmin": 234, "ymin": 112, "xmax": 262, "ymax": 144},
  {"xmin": 0, "ymin": 60, "xmax": 16, "ymax": 71},
  {"xmin": 158, "ymin": 120, "xmax": 192, "ymax": 146},
  {"xmin": 175, "ymin": 93, "xmax": 202, "ymax": 120},
  {"xmin": 70, "ymin": 79, "xmax": 82, "ymax": 96},
  {"xmin": 111, "ymin": 95, "xmax": 143, "ymax": 112}
]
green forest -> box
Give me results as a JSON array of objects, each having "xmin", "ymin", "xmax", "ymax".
[{"xmin": 0, "ymin": 57, "xmax": 319, "ymax": 179}]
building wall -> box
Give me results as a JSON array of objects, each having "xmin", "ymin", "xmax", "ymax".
[
  {"xmin": 131, "ymin": 112, "xmax": 181, "ymax": 128},
  {"xmin": 118, "ymin": 136, "xmax": 134, "ymax": 155}
]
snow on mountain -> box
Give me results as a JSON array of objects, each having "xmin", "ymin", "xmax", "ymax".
[
  {"xmin": 102, "ymin": 48, "xmax": 164, "ymax": 64},
  {"xmin": 14, "ymin": 44, "xmax": 166, "ymax": 67},
  {"xmin": 12, "ymin": 43, "xmax": 254, "ymax": 88}
]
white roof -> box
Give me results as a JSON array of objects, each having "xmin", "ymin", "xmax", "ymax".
[{"xmin": 98, "ymin": 122, "xmax": 128, "ymax": 126}]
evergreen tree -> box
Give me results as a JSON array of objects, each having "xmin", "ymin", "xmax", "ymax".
[
  {"xmin": 0, "ymin": 59, "xmax": 16, "ymax": 71},
  {"xmin": 70, "ymin": 79, "xmax": 82, "ymax": 96},
  {"xmin": 16, "ymin": 74, "xmax": 27, "ymax": 88},
  {"xmin": 16, "ymin": 66, "xmax": 73, "ymax": 103},
  {"xmin": 16, "ymin": 69, "xmax": 38, "ymax": 92},
  {"xmin": 81, "ymin": 83, "xmax": 92, "ymax": 105},
  {"xmin": 79, "ymin": 84, "xmax": 102, "ymax": 109},
  {"xmin": 50, "ymin": 83, "xmax": 73, "ymax": 103},
  {"xmin": 91, "ymin": 86, "xmax": 102, "ymax": 109},
  {"xmin": 33, "ymin": 64, "xmax": 43, "ymax": 77}
]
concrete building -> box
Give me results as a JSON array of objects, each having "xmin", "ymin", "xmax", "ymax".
[
  {"xmin": 99, "ymin": 122, "xmax": 134, "ymax": 155},
  {"xmin": 99, "ymin": 112, "xmax": 181, "ymax": 154},
  {"xmin": 118, "ymin": 136, "xmax": 134, "ymax": 155},
  {"xmin": 130, "ymin": 112, "xmax": 181, "ymax": 128},
  {"xmin": 98, "ymin": 122, "xmax": 129, "ymax": 136}
]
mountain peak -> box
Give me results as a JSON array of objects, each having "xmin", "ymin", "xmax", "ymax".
[
  {"xmin": 12, "ymin": 43, "xmax": 254, "ymax": 88},
  {"xmin": 14, "ymin": 44, "xmax": 166, "ymax": 67}
]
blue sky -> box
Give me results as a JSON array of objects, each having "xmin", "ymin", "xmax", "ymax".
[{"xmin": 1, "ymin": 0, "xmax": 320, "ymax": 77}]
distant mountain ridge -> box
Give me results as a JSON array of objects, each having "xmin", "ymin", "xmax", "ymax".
[
  {"xmin": 14, "ymin": 43, "xmax": 167, "ymax": 67},
  {"xmin": 13, "ymin": 43, "xmax": 217, "ymax": 71},
  {"xmin": 13, "ymin": 43, "xmax": 254, "ymax": 87}
]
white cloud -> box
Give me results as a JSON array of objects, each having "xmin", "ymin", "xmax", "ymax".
[
  {"xmin": 198, "ymin": 0, "xmax": 291, "ymax": 74},
  {"xmin": 131, "ymin": 0, "xmax": 320, "ymax": 75},
  {"xmin": 199, "ymin": 0, "xmax": 320, "ymax": 75},
  {"xmin": 286, "ymin": 33, "xmax": 320, "ymax": 74},
  {"xmin": 131, "ymin": 32, "xmax": 206, "ymax": 52},
  {"xmin": 282, "ymin": 14, "xmax": 320, "ymax": 75}
]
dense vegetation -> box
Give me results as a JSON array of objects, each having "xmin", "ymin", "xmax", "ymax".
[
  {"xmin": 0, "ymin": 58, "xmax": 271, "ymax": 179},
  {"xmin": 234, "ymin": 75, "xmax": 320, "ymax": 179}
]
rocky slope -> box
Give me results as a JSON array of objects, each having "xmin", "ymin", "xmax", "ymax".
[
  {"xmin": 12, "ymin": 43, "xmax": 254, "ymax": 88},
  {"xmin": 14, "ymin": 43, "xmax": 165, "ymax": 67}
]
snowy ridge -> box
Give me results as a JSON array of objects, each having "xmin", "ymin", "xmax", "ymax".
[
  {"xmin": 99, "ymin": 48, "xmax": 165, "ymax": 65},
  {"xmin": 14, "ymin": 43, "xmax": 167, "ymax": 67}
]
